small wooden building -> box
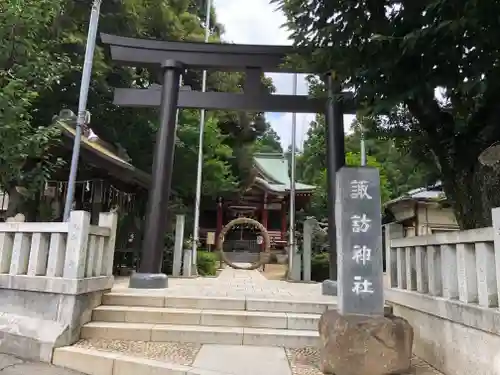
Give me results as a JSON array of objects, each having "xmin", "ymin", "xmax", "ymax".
[
  {"xmin": 384, "ymin": 182, "xmax": 459, "ymax": 237},
  {"xmin": 1, "ymin": 119, "xmax": 150, "ymax": 269}
]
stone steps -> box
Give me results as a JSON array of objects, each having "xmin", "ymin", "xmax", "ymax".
[
  {"xmin": 102, "ymin": 292, "xmax": 337, "ymax": 314},
  {"xmin": 92, "ymin": 305, "xmax": 320, "ymax": 330},
  {"xmin": 56, "ymin": 292, "xmax": 325, "ymax": 374},
  {"xmin": 88, "ymin": 293, "xmax": 327, "ymax": 348},
  {"xmin": 81, "ymin": 321, "xmax": 319, "ymax": 348}
]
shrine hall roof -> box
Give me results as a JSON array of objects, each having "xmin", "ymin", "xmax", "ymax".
[
  {"xmin": 57, "ymin": 121, "xmax": 151, "ymax": 188},
  {"xmin": 253, "ymin": 153, "xmax": 315, "ymax": 194}
]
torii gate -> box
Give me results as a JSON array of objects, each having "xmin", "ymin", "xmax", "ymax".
[{"xmin": 100, "ymin": 33, "xmax": 356, "ymax": 288}]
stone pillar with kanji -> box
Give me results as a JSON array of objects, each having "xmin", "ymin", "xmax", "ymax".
[{"xmin": 318, "ymin": 167, "xmax": 414, "ymax": 375}]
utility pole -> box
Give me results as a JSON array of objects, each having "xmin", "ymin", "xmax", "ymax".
[
  {"xmin": 62, "ymin": 0, "xmax": 102, "ymax": 221},
  {"xmin": 360, "ymin": 120, "xmax": 367, "ymax": 166},
  {"xmin": 288, "ymin": 72, "xmax": 298, "ymax": 273},
  {"xmin": 191, "ymin": 0, "xmax": 212, "ymax": 273}
]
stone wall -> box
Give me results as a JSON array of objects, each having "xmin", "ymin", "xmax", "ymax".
[
  {"xmin": 0, "ymin": 211, "xmax": 117, "ymax": 362},
  {"xmin": 387, "ymin": 289, "xmax": 500, "ymax": 375},
  {"xmin": 384, "ymin": 207, "xmax": 500, "ymax": 375}
]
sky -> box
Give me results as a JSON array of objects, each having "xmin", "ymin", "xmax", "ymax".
[{"xmin": 213, "ymin": 0, "xmax": 356, "ymax": 149}]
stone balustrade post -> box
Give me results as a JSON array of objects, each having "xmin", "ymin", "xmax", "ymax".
[
  {"xmin": 173, "ymin": 215, "xmax": 185, "ymax": 277},
  {"xmin": 491, "ymin": 207, "xmax": 500, "ymax": 306},
  {"xmin": 384, "ymin": 223, "xmax": 403, "ymax": 288},
  {"xmin": 98, "ymin": 212, "xmax": 118, "ymax": 277},
  {"xmin": 183, "ymin": 249, "xmax": 193, "ymax": 277},
  {"xmin": 63, "ymin": 211, "xmax": 91, "ymax": 279},
  {"xmin": 303, "ymin": 218, "xmax": 316, "ymax": 282}
]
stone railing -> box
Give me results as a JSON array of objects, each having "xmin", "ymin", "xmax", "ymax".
[
  {"xmin": 384, "ymin": 207, "xmax": 500, "ymax": 375},
  {"xmin": 0, "ymin": 210, "xmax": 117, "ymax": 293},
  {"xmin": 0, "ymin": 210, "xmax": 118, "ymax": 362},
  {"xmin": 386, "ymin": 226, "xmax": 497, "ymax": 306}
]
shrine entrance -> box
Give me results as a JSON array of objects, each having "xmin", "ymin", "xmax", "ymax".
[
  {"xmin": 217, "ymin": 216, "xmax": 270, "ymax": 270},
  {"xmin": 100, "ymin": 33, "xmax": 356, "ymax": 288}
]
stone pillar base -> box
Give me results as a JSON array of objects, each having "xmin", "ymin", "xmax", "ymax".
[
  {"xmin": 129, "ymin": 273, "xmax": 168, "ymax": 288},
  {"xmin": 318, "ymin": 309, "xmax": 413, "ymax": 375},
  {"xmin": 322, "ymin": 279, "xmax": 338, "ymax": 295},
  {"xmin": 191, "ymin": 264, "xmax": 199, "ymax": 277}
]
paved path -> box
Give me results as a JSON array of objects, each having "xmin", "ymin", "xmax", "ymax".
[
  {"xmin": 113, "ymin": 264, "xmax": 333, "ymax": 302},
  {"xmin": 193, "ymin": 344, "xmax": 293, "ymax": 375},
  {"xmin": 0, "ymin": 354, "xmax": 84, "ymax": 375}
]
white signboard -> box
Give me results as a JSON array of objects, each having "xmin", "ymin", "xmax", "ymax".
[
  {"xmin": 206, "ymin": 232, "xmax": 215, "ymax": 245},
  {"xmin": 256, "ymin": 235, "xmax": 264, "ymax": 245}
]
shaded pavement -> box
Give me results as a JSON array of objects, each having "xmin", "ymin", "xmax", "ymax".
[{"xmin": 0, "ymin": 354, "xmax": 84, "ymax": 375}]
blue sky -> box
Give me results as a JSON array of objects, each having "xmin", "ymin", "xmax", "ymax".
[{"xmin": 213, "ymin": 0, "xmax": 355, "ymax": 149}]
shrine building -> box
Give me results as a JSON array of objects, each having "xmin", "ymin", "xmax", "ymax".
[{"xmin": 198, "ymin": 153, "xmax": 315, "ymax": 260}]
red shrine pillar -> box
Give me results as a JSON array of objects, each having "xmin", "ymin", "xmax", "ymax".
[
  {"xmin": 280, "ymin": 200, "xmax": 287, "ymax": 240},
  {"xmin": 261, "ymin": 193, "xmax": 268, "ymax": 229},
  {"xmin": 216, "ymin": 197, "xmax": 223, "ymax": 240}
]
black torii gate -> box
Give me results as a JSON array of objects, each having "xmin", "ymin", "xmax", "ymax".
[{"xmin": 101, "ymin": 33, "xmax": 355, "ymax": 289}]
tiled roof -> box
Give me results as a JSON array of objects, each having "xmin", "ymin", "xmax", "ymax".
[
  {"xmin": 253, "ymin": 153, "xmax": 315, "ymax": 193},
  {"xmin": 385, "ymin": 181, "xmax": 445, "ymax": 207}
]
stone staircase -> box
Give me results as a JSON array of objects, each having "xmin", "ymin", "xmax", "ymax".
[{"xmin": 52, "ymin": 292, "xmax": 334, "ymax": 375}]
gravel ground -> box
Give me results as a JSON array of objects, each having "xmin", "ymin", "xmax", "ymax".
[
  {"xmin": 74, "ymin": 339, "xmax": 201, "ymax": 366},
  {"xmin": 285, "ymin": 347, "xmax": 445, "ymax": 375},
  {"xmin": 285, "ymin": 347, "xmax": 324, "ymax": 375}
]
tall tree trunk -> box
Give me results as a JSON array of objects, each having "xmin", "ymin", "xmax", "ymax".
[
  {"xmin": 440, "ymin": 159, "xmax": 500, "ymax": 229},
  {"xmin": 406, "ymin": 96, "xmax": 500, "ymax": 230}
]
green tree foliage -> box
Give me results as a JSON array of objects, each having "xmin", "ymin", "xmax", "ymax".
[
  {"xmin": 253, "ymin": 123, "xmax": 283, "ymax": 153},
  {"xmin": 297, "ymin": 114, "xmax": 432, "ymax": 220},
  {"xmin": 306, "ymin": 150, "xmax": 390, "ymax": 220},
  {"xmin": 0, "ymin": 0, "xmax": 69, "ymax": 215},
  {"xmin": 173, "ymin": 111, "xmax": 238, "ymax": 200},
  {"xmin": 276, "ymin": 0, "xmax": 500, "ymax": 229},
  {"xmin": 1, "ymin": 0, "xmax": 273, "ymax": 218},
  {"xmin": 347, "ymin": 116, "xmax": 438, "ymax": 199}
]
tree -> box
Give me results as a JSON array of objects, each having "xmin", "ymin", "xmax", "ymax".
[
  {"xmin": 0, "ymin": 0, "xmax": 281, "ymax": 222},
  {"xmin": 253, "ymin": 123, "xmax": 283, "ymax": 153},
  {"xmin": 12, "ymin": 0, "xmax": 243, "ymax": 209},
  {"xmin": 298, "ymin": 115, "xmax": 391, "ymax": 220},
  {"xmin": 307, "ymin": 151, "xmax": 390, "ymax": 221},
  {"xmin": 276, "ymin": 0, "xmax": 500, "ymax": 228},
  {"xmin": 0, "ymin": 0, "xmax": 69, "ymax": 215},
  {"xmin": 173, "ymin": 110, "xmax": 238, "ymax": 200},
  {"xmin": 346, "ymin": 116, "xmax": 438, "ymax": 199}
]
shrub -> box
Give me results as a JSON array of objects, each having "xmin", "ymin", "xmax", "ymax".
[
  {"xmin": 197, "ymin": 250, "xmax": 218, "ymax": 276},
  {"xmin": 311, "ymin": 252, "xmax": 330, "ymax": 282}
]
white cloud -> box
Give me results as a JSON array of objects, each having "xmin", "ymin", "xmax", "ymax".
[{"xmin": 213, "ymin": 0, "xmax": 355, "ymax": 148}]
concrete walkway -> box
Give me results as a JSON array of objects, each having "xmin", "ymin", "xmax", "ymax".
[
  {"xmin": 0, "ymin": 354, "xmax": 84, "ymax": 375},
  {"xmin": 113, "ymin": 264, "xmax": 333, "ymax": 302},
  {"xmin": 193, "ymin": 344, "xmax": 293, "ymax": 375}
]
